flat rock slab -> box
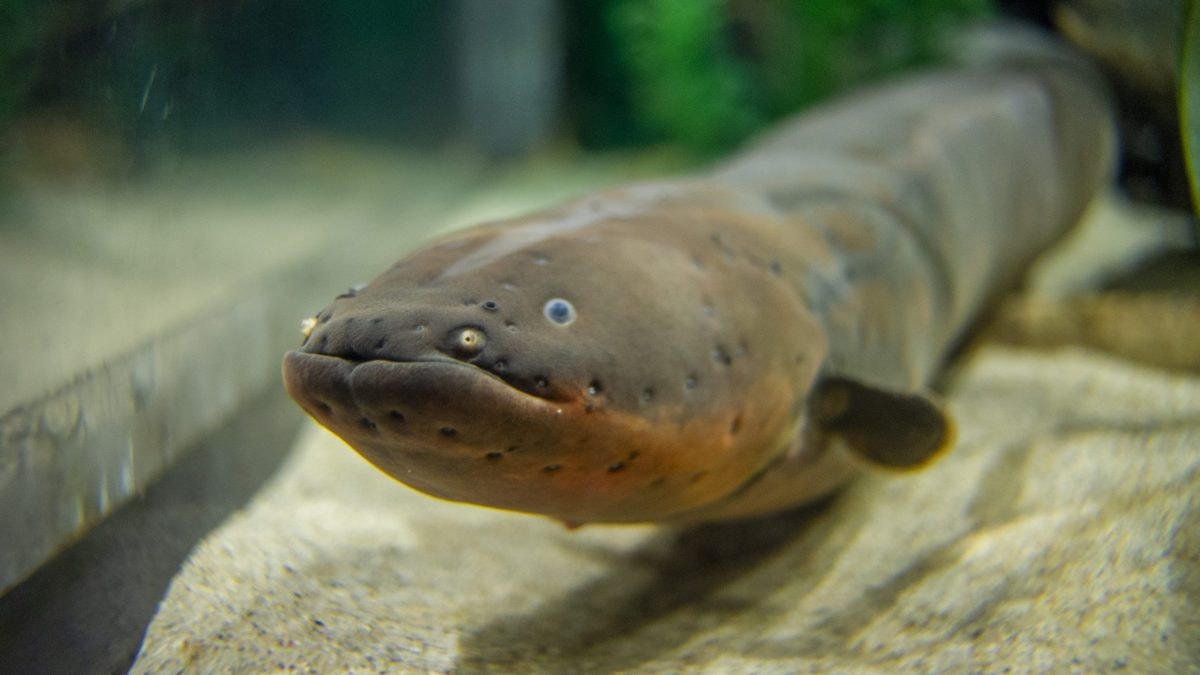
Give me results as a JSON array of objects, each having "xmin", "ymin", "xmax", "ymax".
[{"xmin": 132, "ymin": 344, "xmax": 1200, "ymax": 673}]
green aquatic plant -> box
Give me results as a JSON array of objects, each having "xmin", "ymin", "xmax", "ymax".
[
  {"xmin": 601, "ymin": 0, "xmax": 993, "ymax": 153},
  {"xmin": 759, "ymin": 0, "xmax": 992, "ymax": 113},
  {"xmin": 608, "ymin": 0, "xmax": 764, "ymax": 151}
]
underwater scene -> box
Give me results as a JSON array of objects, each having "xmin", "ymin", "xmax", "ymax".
[{"xmin": 1, "ymin": 1, "xmax": 1197, "ymax": 672}]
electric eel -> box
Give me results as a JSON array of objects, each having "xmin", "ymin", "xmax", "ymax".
[{"xmin": 282, "ymin": 28, "xmax": 1114, "ymax": 526}]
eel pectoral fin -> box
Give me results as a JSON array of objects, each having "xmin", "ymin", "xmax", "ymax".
[{"xmin": 812, "ymin": 377, "xmax": 954, "ymax": 470}]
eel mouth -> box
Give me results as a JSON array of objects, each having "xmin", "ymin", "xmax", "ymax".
[
  {"xmin": 281, "ymin": 351, "xmax": 769, "ymax": 524},
  {"xmin": 281, "ymin": 350, "xmax": 594, "ymax": 512},
  {"xmin": 282, "ymin": 350, "xmax": 561, "ymax": 440}
]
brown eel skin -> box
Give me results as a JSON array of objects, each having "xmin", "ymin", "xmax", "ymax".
[{"xmin": 282, "ymin": 27, "xmax": 1114, "ymax": 526}]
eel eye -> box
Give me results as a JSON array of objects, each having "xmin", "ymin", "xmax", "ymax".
[
  {"xmin": 449, "ymin": 327, "xmax": 487, "ymax": 357},
  {"xmin": 543, "ymin": 298, "xmax": 576, "ymax": 326}
]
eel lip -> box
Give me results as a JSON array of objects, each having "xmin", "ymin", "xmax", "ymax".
[
  {"xmin": 281, "ymin": 350, "xmax": 590, "ymax": 518},
  {"xmin": 288, "ymin": 348, "xmax": 549, "ymax": 408},
  {"xmin": 282, "ymin": 351, "xmax": 556, "ymax": 420}
]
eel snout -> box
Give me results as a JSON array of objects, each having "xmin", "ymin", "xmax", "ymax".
[
  {"xmin": 281, "ymin": 348, "xmax": 772, "ymax": 524},
  {"xmin": 281, "ymin": 350, "xmax": 583, "ymax": 505}
]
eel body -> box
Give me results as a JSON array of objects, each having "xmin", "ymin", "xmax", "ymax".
[{"xmin": 283, "ymin": 30, "xmax": 1114, "ymax": 525}]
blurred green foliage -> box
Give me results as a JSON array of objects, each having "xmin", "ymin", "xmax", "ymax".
[
  {"xmin": 608, "ymin": 0, "xmax": 765, "ymax": 152},
  {"xmin": 575, "ymin": 0, "xmax": 992, "ymax": 153}
]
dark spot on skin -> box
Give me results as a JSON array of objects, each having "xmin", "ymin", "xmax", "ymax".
[
  {"xmin": 713, "ymin": 346, "xmax": 732, "ymax": 365},
  {"xmin": 628, "ymin": 451, "xmax": 640, "ymax": 461},
  {"xmin": 485, "ymin": 451, "xmax": 503, "ymax": 460},
  {"xmin": 543, "ymin": 464, "xmax": 562, "ymax": 473},
  {"xmin": 641, "ymin": 388, "xmax": 655, "ymax": 403},
  {"xmin": 711, "ymin": 232, "xmax": 737, "ymax": 261},
  {"xmin": 318, "ymin": 312, "xmax": 331, "ymax": 324},
  {"xmin": 316, "ymin": 335, "xmax": 329, "ymax": 351},
  {"xmin": 845, "ymin": 264, "xmax": 869, "ymax": 281},
  {"xmin": 315, "ymin": 401, "xmax": 332, "ymax": 415},
  {"xmin": 375, "ymin": 337, "xmax": 387, "ymax": 350},
  {"xmin": 482, "ymin": 300, "xmax": 499, "ymax": 311},
  {"xmin": 344, "ymin": 317, "xmax": 355, "ymax": 325},
  {"xmin": 536, "ymin": 377, "xmax": 549, "ymax": 390},
  {"xmin": 360, "ymin": 418, "xmax": 377, "ymax": 431},
  {"xmin": 370, "ymin": 317, "xmax": 383, "ymax": 325},
  {"xmin": 440, "ymin": 427, "xmax": 457, "ymax": 437},
  {"xmin": 506, "ymin": 446, "xmax": 518, "ymax": 453},
  {"xmin": 691, "ymin": 471, "xmax": 709, "ymax": 484},
  {"xmin": 584, "ymin": 402, "xmax": 594, "ymax": 413},
  {"xmin": 493, "ymin": 360, "xmax": 506, "ymax": 372},
  {"xmin": 685, "ymin": 375, "xmax": 698, "ymax": 390},
  {"xmin": 730, "ymin": 414, "xmax": 743, "ymax": 435},
  {"xmin": 607, "ymin": 462, "xmax": 625, "ymax": 473},
  {"xmin": 587, "ymin": 380, "xmax": 602, "ymax": 396},
  {"xmin": 650, "ymin": 477, "xmax": 666, "ymax": 487},
  {"xmin": 692, "ymin": 255, "xmax": 705, "ymax": 270},
  {"xmin": 388, "ymin": 410, "xmax": 405, "ymax": 423},
  {"xmin": 769, "ymin": 260, "xmax": 783, "ymax": 276}
]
